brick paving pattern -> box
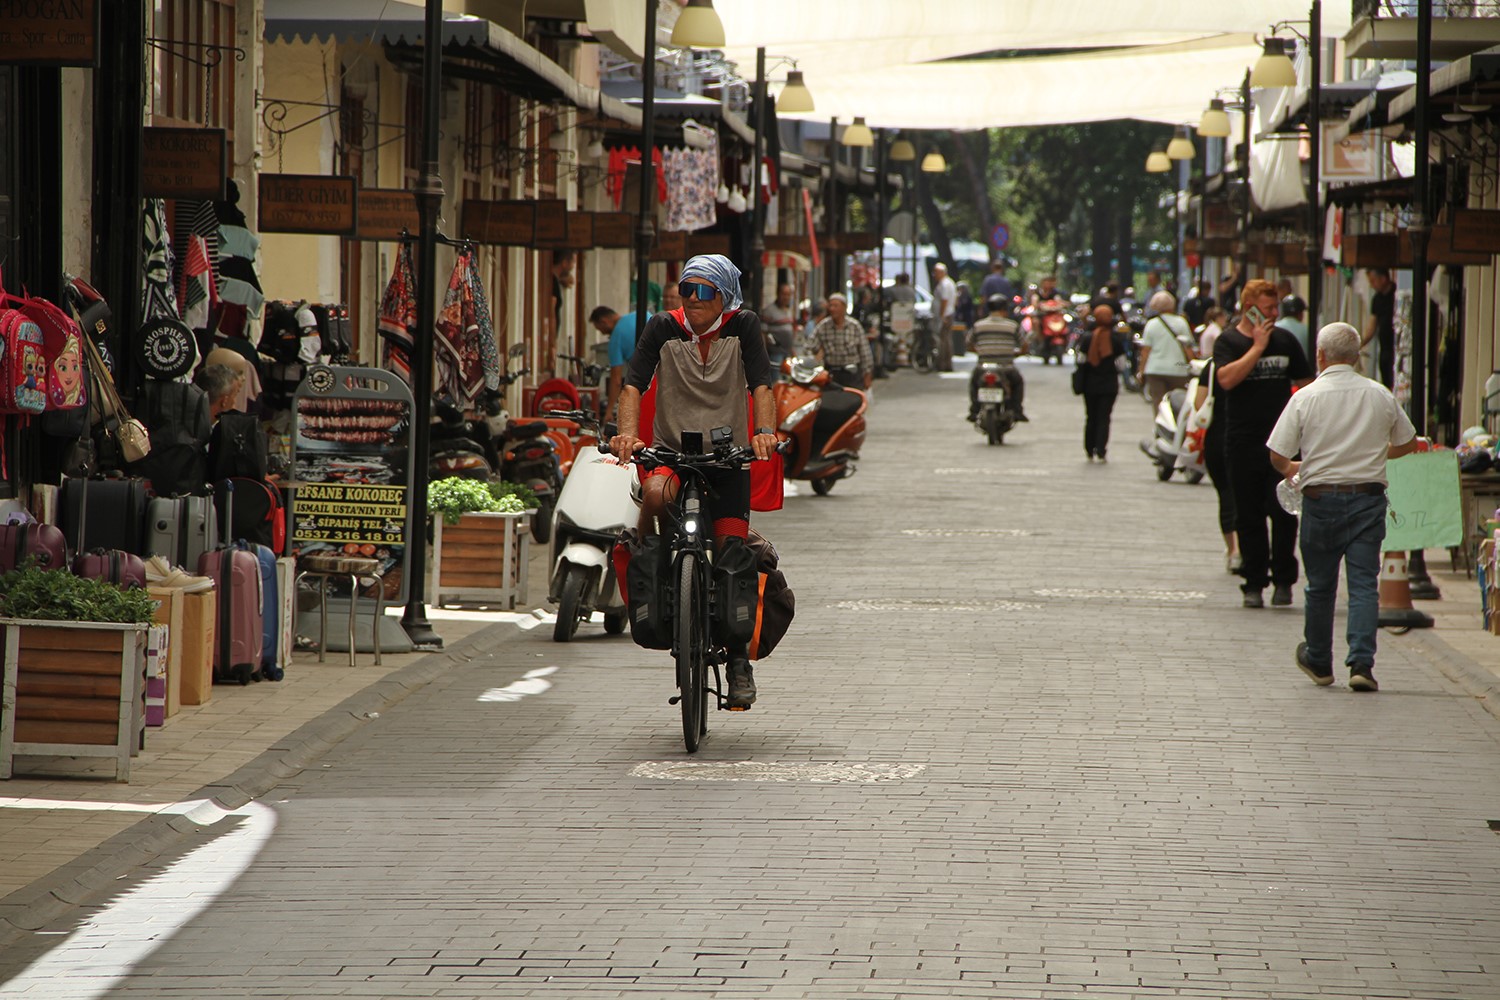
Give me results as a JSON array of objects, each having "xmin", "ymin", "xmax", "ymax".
[{"xmin": 4, "ymin": 361, "xmax": 1500, "ymax": 998}]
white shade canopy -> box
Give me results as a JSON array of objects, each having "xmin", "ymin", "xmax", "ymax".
[{"xmin": 764, "ymin": 35, "xmax": 1265, "ymax": 130}]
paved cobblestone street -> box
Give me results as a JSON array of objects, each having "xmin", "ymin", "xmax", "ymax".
[{"xmin": 6, "ymin": 361, "xmax": 1500, "ymax": 998}]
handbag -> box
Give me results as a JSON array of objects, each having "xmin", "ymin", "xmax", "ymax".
[
  {"xmin": 80, "ymin": 328, "xmax": 151, "ymax": 464},
  {"xmin": 1189, "ymin": 360, "xmax": 1216, "ymax": 431},
  {"xmin": 1071, "ymin": 362, "xmax": 1088, "ymax": 396}
]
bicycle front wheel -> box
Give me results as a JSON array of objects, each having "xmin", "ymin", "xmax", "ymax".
[{"xmin": 675, "ymin": 552, "xmax": 708, "ymax": 752}]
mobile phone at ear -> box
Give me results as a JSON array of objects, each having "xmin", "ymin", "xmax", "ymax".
[{"xmin": 1244, "ymin": 305, "xmax": 1268, "ymax": 327}]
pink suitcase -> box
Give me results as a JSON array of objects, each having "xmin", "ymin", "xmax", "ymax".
[
  {"xmin": 0, "ymin": 522, "xmax": 68, "ymax": 573},
  {"xmin": 197, "ymin": 546, "xmax": 263, "ymax": 685},
  {"xmin": 73, "ymin": 548, "xmax": 147, "ymax": 589}
]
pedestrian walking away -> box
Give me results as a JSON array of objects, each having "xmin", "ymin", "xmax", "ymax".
[
  {"xmin": 1137, "ymin": 291, "xmax": 1194, "ymax": 413},
  {"xmin": 1267, "ymin": 322, "xmax": 1418, "ymax": 692},
  {"xmin": 1214, "ymin": 279, "xmax": 1313, "ymax": 608},
  {"xmin": 1076, "ymin": 304, "xmax": 1128, "ymax": 462}
]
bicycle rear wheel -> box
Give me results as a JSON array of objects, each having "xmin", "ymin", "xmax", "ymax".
[{"xmin": 675, "ymin": 552, "xmax": 708, "ymax": 752}]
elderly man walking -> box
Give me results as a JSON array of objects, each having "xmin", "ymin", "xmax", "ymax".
[{"xmin": 1267, "ymin": 322, "xmax": 1419, "ymax": 692}]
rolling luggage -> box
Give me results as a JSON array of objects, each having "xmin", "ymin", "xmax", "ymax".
[
  {"xmin": 67, "ymin": 476, "xmax": 148, "ymax": 588},
  {"xmin": 145, "ymin": 494, "xmax": 217, "ymax": 570},
  {"xmin": 198, "ymin": 483, "xmax": 263, "ymax": 685},
  {"xmin": 0, "ymin": 522, "xmax": 68, "ymax": 573},
  {"xmin": 60, "ymin": 477, "xmax": 148, "ymax": 555},
  {"xmin": 235, "ymin": 540, "xmax": 282, "ymax": 681}
]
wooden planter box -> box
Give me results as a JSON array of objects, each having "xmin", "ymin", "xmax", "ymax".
[
  {"xmin": 1, "ymin": 619, "xmax": 147, "ymax": 782},
  {"xmin": 431, "ymin": 511, "xmax": 533, "ymax": 609}
]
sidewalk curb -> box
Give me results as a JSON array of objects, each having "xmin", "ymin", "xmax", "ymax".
[
  {"xmin": 0, "ymin": 616, "xmax": 524, "ymax": 947},
  {"xmin": 1403, "ymin": 626, "xmax": 1500, "ymax": 723}
]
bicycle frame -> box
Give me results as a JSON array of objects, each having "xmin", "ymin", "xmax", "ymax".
[{"xmin": 662, "ymin": 465, "xmax": 728, "ymax": 709}]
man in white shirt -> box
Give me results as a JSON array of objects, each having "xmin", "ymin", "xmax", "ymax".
[
  {"xmin": 1267, "ymin": 322, "xmax": 1419, "ymax": 692},
  {"xmin": 932, "ymin": 263, "xmax": 958, "ymax": 372}
]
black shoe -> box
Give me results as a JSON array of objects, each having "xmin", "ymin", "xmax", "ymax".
[
  {"xmin": 1016, "ymin": 412, "xmax": 1030, "ymax": 422},
  {"xmin": 1242, "ymin": 589, "xmax": 1264, "ymax": 609},
  {"xmin": 1349, "ymin": 665, "xmax": 1379, "ymax": 692},
  {"xmin": 966, "ymin": 413, "xmax": 978, "ymax": 423},
  {"xmin": 1271, "ymin": 585, "xmax": 1293, "ymax": 607},
  {"xmin": 726, "ymin": 658, "xmax": 756, "ymax": 709},
  {"xmin": 1296, "ymin": 642, "xmax": 1334, "ymax": 686}
]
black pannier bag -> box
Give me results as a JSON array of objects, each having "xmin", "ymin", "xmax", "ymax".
[{"xmin": 617, "ymin": 528, "xmax": 673, "ymax": 650}]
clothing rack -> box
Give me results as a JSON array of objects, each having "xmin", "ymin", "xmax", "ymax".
[{"xmin": 397, "ymin": 228, "xmax": 476, "ymax": 254}]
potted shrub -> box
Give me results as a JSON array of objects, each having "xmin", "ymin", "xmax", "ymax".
[
  {"xmin": 428, "ymin": 477, "xmax": 535, "ymax": 608},
  {"xmin": 0, "ymin": 566, "xmax": 156, "ymax": 782}
]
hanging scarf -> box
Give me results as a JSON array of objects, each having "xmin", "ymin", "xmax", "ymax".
[
  {"xmin": 435, "ymin": 250, "xmax": 501, "ymax": 407},
  {"xmin": 378, "ymin": 243, "xmax": 417, "ymax": 384},
  {"xmin": 142, "ymin": 199, "xmax": 178, "ymax": 322},
  {"xmin": 465, "ymin": 252, "xmax": 503, "ymax": 392}
]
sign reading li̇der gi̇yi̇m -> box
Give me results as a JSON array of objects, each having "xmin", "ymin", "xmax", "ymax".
[{"xmin": 292, "ymin": 483, "xmax": 407, "ymax": 546}]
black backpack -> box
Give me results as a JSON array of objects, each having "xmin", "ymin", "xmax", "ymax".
[
  {"xmin": 208, "ymin": 410, "xmax": 268, "ymax": 482},
  {"xmin": 133, "ymin": 380, "xmax": 212, "ymax": 495}
]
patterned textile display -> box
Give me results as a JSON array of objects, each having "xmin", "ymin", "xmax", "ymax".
[
  {"xmin": 142, "ymin": 199, "xmax": 178, "ymax": 322},
  {"xmin": 181, "ymin": 234, "xmax": 218, "ymax": 332},
  {"xmin": 378, "ymin": 243, "xmax": 417, "ymax": 384},
  {"xmin": 434, "ymin": 250, "xmax": 503, "ymax": 406},
  {"xmin": 663, "ymin": 135, "xmax": 719, "ymax": 233},
  {"xmin": 606, "ymin": 147, "xmax": 667, "ymax": 210}
]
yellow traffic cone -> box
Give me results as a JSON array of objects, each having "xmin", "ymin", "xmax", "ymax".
[{"xmin": 1378, "ymin": 551, "xmax": 1434, "ymax": 629}]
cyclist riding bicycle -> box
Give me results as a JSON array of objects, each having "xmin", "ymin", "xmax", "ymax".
[{"xmin": 612, "ymin": 254, "xmax": 780, "ymax": 709}]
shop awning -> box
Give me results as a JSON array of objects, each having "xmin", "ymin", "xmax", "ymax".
[
  {"xmin": 762, "ymin": 250, "xmax": 811, "ymax": 271},
  {"xmin": 263, "ymin": 0, "xmax": 642, "ymax": 125},
  {"xmin": 1260, "ymin": 74, "xmax": 1413, "ymax": 137},
  {"xmin": 1385, "ymin": 44, "xmax": 1500, "ymax": 127}
]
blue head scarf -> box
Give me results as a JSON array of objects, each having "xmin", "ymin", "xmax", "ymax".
[{"xmin": 678, "ymin": 254, "xmax": 744, "ymax": 311}]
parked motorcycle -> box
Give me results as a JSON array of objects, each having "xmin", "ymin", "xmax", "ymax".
[
  {"xmin": 774, "ymin": 357, "xmax": 868, "ymax": 495},
  {"xmin": 428, "ymin": 401, "xmax": 492, "ymax": 482},
  {"xmin": 545, "ymin": 409, "xmax": 633, "ymax": 642},
  {"xmin": 971, "ymin": 363, "xmax": 1016, "ymax": 446},
  {"xmin": 499, "ymin": 420, "xmax": 562, "ymax": 544},
  {"xmin": 1138, "ymin": 359, "xmax": 1207, "ymax": 483}
]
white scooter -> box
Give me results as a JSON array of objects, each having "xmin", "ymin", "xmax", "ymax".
[
  {"xmin": 1138, "ymin": 358, "xmax": 1207, "ymax": 484},
  {"xmin": 547, "ymin": 410, "xmax": 636, "ymax": 641}
]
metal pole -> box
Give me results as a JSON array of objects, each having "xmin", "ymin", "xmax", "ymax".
[
  {"xmin": 1239, "ymin": 71, "xmax": 1252, "ymax": 292},
  {"xmin": 749, "ymin": 46, "xmax": 767, "ymax": 313},
  {"xmin": 1410, "ymin": 0, "xmax": 1432, "ymax": 436},
  {"xmin": 1306, "ymin": 0, "xmax": 1323, "ymax": 330},
  {"xmin": 401, "ymin": 0, "xmax": 447, "ymax": 649},
  {"xmin": 826, "ymin": 116, "xmax": 838, "ymax": 298},
  {"xmin": 633, "ymin": 0, "xmax": 658, "ymax": 343}
]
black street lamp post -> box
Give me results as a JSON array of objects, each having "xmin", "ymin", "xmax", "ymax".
[{"xmin": 632, "ymin": 0, "xmax": 659, "ymax": 343}]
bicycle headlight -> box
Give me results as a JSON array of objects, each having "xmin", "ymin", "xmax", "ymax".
[
  {"xmin": 779, "ymin": 399, "xmax": 821, "ymax": 431},
  {"xmin": 683, "ymin": 518, "xmax": 699, "ymax": 535}
]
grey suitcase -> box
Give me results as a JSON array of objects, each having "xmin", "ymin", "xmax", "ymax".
[{"xmin": 145, "ymin": 495, "xmax": 218, "ymax": 570}]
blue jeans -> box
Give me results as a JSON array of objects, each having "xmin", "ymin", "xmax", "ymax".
[{"xmin": 1299, "ymin": 492, "xmax": 1387, "ymax": 669}]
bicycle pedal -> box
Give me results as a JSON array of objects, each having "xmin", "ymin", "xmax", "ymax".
[{"xmin": 726, "ymin": 705, "xmax": 751, "ymax": 712}]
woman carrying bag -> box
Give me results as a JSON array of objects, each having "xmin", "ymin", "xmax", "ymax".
[{"xmin": 1074, "ymin": 304, "xmax": 1130, "ymax": 463}]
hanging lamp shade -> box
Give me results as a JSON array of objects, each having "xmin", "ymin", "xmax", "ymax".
[
  {"xmin": 1145, "ymin": 141, "xmax": 1170, "ymax": 173},
  {"xmin": 1198, "ymin": 98, "xmax": 1232, "ymax": 138},
  {"xmin": 842, "ymin": 117, "xmax": 875, "ymax": 147},
  {"xmin": 1166, "ymin": 125, "xmax": 1195, "ymax": 160},
  {"xmin": 921, "ymin": 149, "xmax": 947, "ymax": 172},
  {"xmin": 1250, "ymin": 37, "xmax": 1297, "ymax": 88},
  {"xmin": 670, "ymin": 0, "xmax": 725, "ymax": 48},
  {"xmin": 777, "ymin": 70, "xmax": 814, "ymax": 113},
  {"xmin": 888, "ymin": 137, "xmax": 917, "ymax": 161},
  {"xmin": 547, "ymin": 129, "xmax": 569, "ymax": 152}
]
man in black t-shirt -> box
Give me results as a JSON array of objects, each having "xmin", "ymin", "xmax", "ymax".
[
  {"xmin": 1214, "ymin": 279, "xmax": 1313, "ymax": 608},
  {"xmin": 1180, "ymin": 280, "xmax": 1216, "ymax": 329},
  {"xmin": 1362, "ymin": 268, "xmax": 1396, "ymax": 389}
]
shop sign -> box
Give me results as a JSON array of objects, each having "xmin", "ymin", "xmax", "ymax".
[
  {"xmin": 533, "ymin": 200, "xmax": 567, "ymax": 243},
  {"xmin": 355, "ymin": 188, "xmax": 420, "ymax": 242},
  {"xmin": 1341, "ymin": 232, "xmax": 1411, "ymax": 269},
  {"xmin": 685, "ymin": 233, "xmax": 731, "ymax": 257},
  {"xmin": 259, "ymin": 174, "xmax": 357, "ymax": 236},
  {"xmin": 141, "ymin": 127, "xmax": 226, "ymax": 200},
  {"xmin": 590, "ymin": 212, "xmax": 634, "ymax": 248},
  {"xmin": 1428, "ymin": 224, "xmax": 1491, "ymax": 266},
  {"xmin": 1451, "ymin": 209, "xmax": 1500, "ymax": 254},
  {"xmin": 648, "ymin": 230, "xmax": 688, "ymax": 261},
  {"xmin": 290, "ymin": 365, "xmax": 414, "ymax": 604},
  {"xmin": 462, "ymin": 199, "xmax": 535, "ymax": 245},
  {"xmin": 0, "ymin": 0, "xmax": 97, "ymax": 66},
  {"xmin": 1204, "ymin": 203, "xmax": 1237, "ymax": 239},
  {"xmin": 537, "ymin": 212, "xmax": 593, "ymax": 251}
]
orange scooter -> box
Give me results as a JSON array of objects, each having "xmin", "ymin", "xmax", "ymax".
[{"xmin": 773, "ymin": 357, "xmax": 868, "ymax": 496}]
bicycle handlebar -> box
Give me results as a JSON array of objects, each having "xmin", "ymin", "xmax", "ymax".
[{"xmin": 598, "ymin": 438, "xmax": 791, "ymax": 467}]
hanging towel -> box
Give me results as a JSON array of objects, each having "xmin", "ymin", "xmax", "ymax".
[
  {"xmin": 378, "ymin": 243, "xmax": 417, "ymax": 384},
  {"xmin": 142, "ymin": 199, "xmax": 179, "ymax": 322},
  {"xmin": 663, "ymin": 136, "xmax": 719, "ymax": 233}
]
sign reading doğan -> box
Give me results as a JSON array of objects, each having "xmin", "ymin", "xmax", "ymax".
[{"xmin": 0, "ymin": 0, "xmax": 97, "ymax": 66}]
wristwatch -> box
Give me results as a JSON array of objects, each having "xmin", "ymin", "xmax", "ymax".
[{"xmin": 755, "ymin": 426, "xmax": 775, "ymax": 436}]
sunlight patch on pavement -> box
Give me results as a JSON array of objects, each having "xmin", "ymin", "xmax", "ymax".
[
  {"xmin": 832, "ymin": 598, "xmax": 1040, "ymax": 613},
  {"xmin": 1033, "ymin": 587, "xmax": 1207, "ymax": 602},
  {"xmin": 632, "ymin": 761, "xmax": 925, "ymax": 783},
  {"xmin": 0, "ymin": 802, "xmax": 275, "ymax": 1000},
  {"xmin": 900, "ymin": 528, "xmax": 1035, "ymax": 538},
  {"xmin": 933, "ymin": 466, "xmax": 1051, "ymax": 476},
  {"xmin": 478, "ymin": 666, "xmax": 559, "ymax": 703}
]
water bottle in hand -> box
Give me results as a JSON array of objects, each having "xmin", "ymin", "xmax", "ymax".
[{"xmin": 1276, "ymin": 473, "xmax": 1302, "ymax": 515}]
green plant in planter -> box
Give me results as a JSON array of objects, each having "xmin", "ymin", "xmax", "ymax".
[
  {"xmin": 0, "ymin": 566, "xmax": 155, "ymax": 624},
  {"xmin": 428, "ymin": 477, "xmax": 499, "ymax": 526},
  {"xmin": 489, "ymin": 480, "xmax": 539, "ymax": 509}
]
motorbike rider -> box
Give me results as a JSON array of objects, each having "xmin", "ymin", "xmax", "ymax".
[
  {"xmin": 613, "ymin": 254, "xmax": 779, "ymax": 709},
  {"xmin": 966, "ymin": 294, "xmax": 1028, "ymax": 423},
  {"xmin": 1032, "ymin": 274, "xmax": 1065, "ymax": 307}
]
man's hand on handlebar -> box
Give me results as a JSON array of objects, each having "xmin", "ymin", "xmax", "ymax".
[
  {"xmin": 752, "ymin": 432, "xmax": 780, "ymax": 462},
  {"xmin": 610, "ymin": 434, "xmax": 645, "ymax": 464}
]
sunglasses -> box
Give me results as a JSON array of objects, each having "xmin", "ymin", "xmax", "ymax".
[{"xmin": 678, "ymin": 281, "xmax": 719, "ymax": 302}]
